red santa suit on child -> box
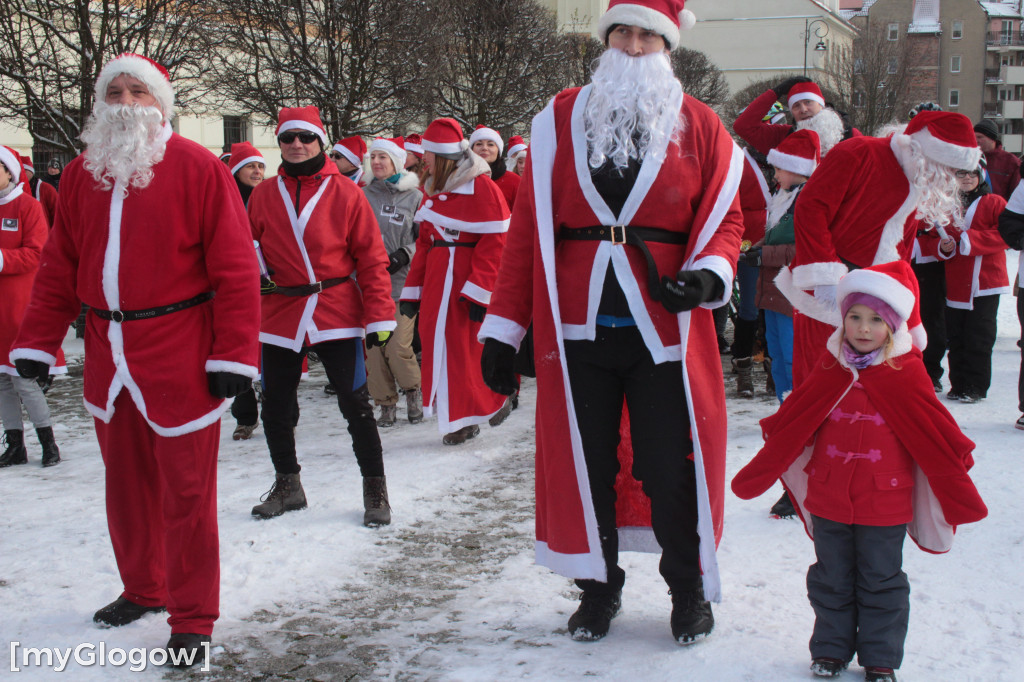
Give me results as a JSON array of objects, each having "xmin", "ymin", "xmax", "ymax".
[{"xmin": 928, "ymin": 193, "xmax": 1011, "ymax": 308}]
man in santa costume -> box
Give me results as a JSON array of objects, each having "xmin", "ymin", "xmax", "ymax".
[
  {"xmin": 776, "ymin": 110, "xmax": 981, "ymax": 386},
  {"xmin": 330, "ymin": 135, "xmax": 367, "ymax": 185},
  {"xmin": 479, "ymin": 0, "xmax": 743, "ymax": 645},
  {"xmin": 247, "ymin": 106, "xmax": 396, "ymax": 527},
  {"xmin": 19, "ymin": 154, "xmax": 58, "ymax": 226},
  {"xmin": 10, "ymin": 53, "xmax": 260, "ymax": 663}
]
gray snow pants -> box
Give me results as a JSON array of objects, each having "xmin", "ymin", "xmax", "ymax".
[
  {"xmin": 807, "ymin": 515, "xmax": 909, "ymax": 670},
  {"xmin": 0, "ymin": 373, "xmax": 52, "ymax": 430}
]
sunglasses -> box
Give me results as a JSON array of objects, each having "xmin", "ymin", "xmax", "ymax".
[
  {"xmin": 278, "ymin": 131, "xmax": 319, "ymax": 145},
  {"xmin": 954, "ymin": 170, "xmax": 979, "ymax": 178},
  {"xmin": 328, "ymin": 151, "xmax": 342, "ymax": 160}
]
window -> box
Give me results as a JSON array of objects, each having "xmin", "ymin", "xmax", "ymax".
[
  {"xmin": 1002, "ymin": 54, "xmax": 1013, "ymax": 66},
  {"xmin": 222, "ymin": 116, "xmax": 248, "ymax": 150},
  {"xmin": 888, "ymin": 58, "xmax": 898, "ymax": 74},
  {"xmin": 951, "ymin": 56, "xmax": 961, "ymax": 73},
  {"xmin": 853, "ymin": 91, "xmax": 866, "ymax": 108},
  {"xmin": 888, "ymin": 23, "xmax": 899, "ymax": 41},
  {"xmin": 949, "ymin": 89, "xmax": 960, "ymax": 107},
  {"xmin": 999, "ymin": 88, "xmax": 1012, "ymax": 101},
  {"xmin": 952, "ymin": 20, "xmax": 963, "ymax": 39}
]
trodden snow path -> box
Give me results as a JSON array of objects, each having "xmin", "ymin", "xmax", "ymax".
[{"xmin": 2, "ymin": 287, "xmax": 1022, "ymax": 681}]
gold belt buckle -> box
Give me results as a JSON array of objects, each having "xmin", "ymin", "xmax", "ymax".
[{"xmin": 610, "ymin": 224, "xmax": 627, "ymax": 245}]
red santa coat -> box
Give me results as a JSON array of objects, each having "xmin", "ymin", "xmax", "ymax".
[
  {"xmin": 479, "ymin": 85, "xmax": 744, "ymax": 601},
  {"xmin": 0, "ymin": 187, "xmax": 46, "ymax": 373},
  {"xmin": 492, "ymin": 170, "xmax": 521, "ymax": 213},
  {"xmin": 739, "ymin": 149, "xmax": 769, "ymax": 244},
  {"xmin": 11, "ymin": 126, "xmax": 261, "ymax": 436},
  {"xmin": 27, "ymin": 177, "xmax": 58, "ymax": 226},
  {"xmin": 247, "ymin": 160, "xmax": 396, "ymax": 351},
  {"xmin": 733, "ymin": 88, "xmax": 862, "ymax": 157},
  {"xmin": 401, "ymin": 173, "xmax": 510, "ymax": 433},
  {"xmin": 940, "ymin": 194, "xmax": 1010, "ymax": 309}
]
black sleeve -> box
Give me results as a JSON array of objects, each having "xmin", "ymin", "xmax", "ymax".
[{"xmin": 998, "ymin": 207, "xmax": 1024, "ymax": 250}]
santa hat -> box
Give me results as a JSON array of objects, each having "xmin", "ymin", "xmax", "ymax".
[
  {"xmin": 20, "ymin": 154, "xmax": 34, "ymax": 175},
  {"xmin": 422, "ymin": 118, "xmax": 468, "ymax": 159},
  {"xmin": 276, "ymin": 106, "xmax": 328, "ymax": 146},
  {"xmin": 404, "ymin": 133, "xmax": 424, "ymax": 158},
  {"xmin": 904, "ymin": 111, "xmax": 982, "ymax": 171},
  {"xmin": 787, "ymin": 82, "xmax": 825, "ymax": 110},
  {"xmin": 369, "ymin": 136, "xmax": 407, "ymax": 171},
  {"xmin": 506, "ymin": 135, "xmax": 527, "ymax": 162},
  {"xmin": 228, "ymin": 142, "xmax": 265, "ymax": 176},
  {"xmin": 94, "ymin": 53, "xmax": 175, "ymax": 119},
  {"xmin": 597, "ymin": 0, "xmax": 696, "ymax": 52},
  {"xmin": 836, "ymin": 260, "xmax": 926, "ymax": 352},
  {"xmin": 0, "ymin": 146, "xmax": 21, "ymax": 185},
  {"xmin": 767, "ymin": 129, "xmax": 820, "ymax": 178},
  {"xmin": 332, "ymin": 136, "xmax": 366, "ymax": 168},
  {"xmin": 469, "ymin": 125, "xmax": 504, "ymax": 155},
  {"xmin": 218, "ymin": 152, "xmax": 232, "ymax": 163}
]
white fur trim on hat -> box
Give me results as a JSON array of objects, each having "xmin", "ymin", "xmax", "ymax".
[
  {"xmin": 369, "ymin": 138, "xmax": 408, "ymax": 169},
  {"xmin": 0, "ymin": 147, "xmax": 21, "ymax": 185},
  {"xmin": 405, "ymin": 141, "xmax": 424, "ymax": 155},
  {"xmin": 910, "ymin": 126, "xmax": 982, "ymax": 170},
  {"xmin": 94, "ymin": 55, "xmax": 175, "ymax": 119},
  {"xmin": 506, "ymin": 143, "xmax": 527, "ymax": 160},
  {"xmin": 766, "ymin": 148, "xmax": 816, "ymax": 177},
  {"xmin": 788, "ymin": 91, "xmax": 826, "ymax": 110},
  {"xmin": 469, "ymin": 127, "xmax": 504, "ymax": 154},
  {"xmin": 422, "ymin": 138, "xmax": 469, "ymax": 155},
  {"xmin": 836, "ymin": 269, "xmax": 915, "ymax": 322},
  {"xmin": 597, "ymin": 4, "xmax": 687, "ymax": 51},
  {"xmin": 231, "ymin": 155, "xmax": 265, "ymax": 176},
  {"xmin": 332, "ymin": 142, "xmax": 362, "ymax": 167},
  {"xmin": 279, "ymin": 120, "xmax": 328, "ymax": 146}
]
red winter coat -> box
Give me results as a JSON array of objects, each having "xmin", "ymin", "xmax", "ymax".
[
  {"xmin": 12, "ymin": 127, "xmax": 261, "ymax": 436},
  {"xmin": 0, "ymin": 187, "xmax": 47, "ymax": 372},
  {"xmin": 492, "ymin": 170, "xmax": 521, "ymax": 213},
  {"xmin": 940, "ymin": 194, "xmax": 1009, "ymax": 309},
  {"xmin": 982, "ymin": 145, "xmax": 1021, "ymax": 200},
  {"xmin": 480, "ymin": 85, "xmax": 744, "ymax": 601},
  {"xmin": 248, "ymin": 160, "xmax": 396, "ymax": 351},
  {"xmin": 28, "ymin": 177, "xmax": 58, "ymax": 226},
  {"xmin": 739, "ymin": 149, "xmax": 768, "ymax": 244},
  {"xmin": 733, "ymin": 89, "xmax": 862, "ymax": 157}
]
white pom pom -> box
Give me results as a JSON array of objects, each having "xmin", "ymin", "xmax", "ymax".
[
  {"xmin": 679, "ymin": 9, "xmax": 696, "ymax": 30},
  {"xmin": 460, "ymin": 139, "xmax": 470, "ymax": 152}
]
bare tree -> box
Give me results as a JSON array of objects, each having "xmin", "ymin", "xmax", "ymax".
[
  {"xmin": 671, "ymin": 47, "xmax": 729, "ymax": 109},
  {"xmin": 0, "ymin": 0, "xmax": 213, "ymax": 155},
  {"xmin": 559, "ymin": 10, "xmax": 604, "ymax": 89},
  {"xmin": 722, "ymin": 77, "xmax": 784, "ymax": 136}
]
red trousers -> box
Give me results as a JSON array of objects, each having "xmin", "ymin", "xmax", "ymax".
[{"xmin": 93, "ymin": 392, "xmax": 221, "ymax": 635}]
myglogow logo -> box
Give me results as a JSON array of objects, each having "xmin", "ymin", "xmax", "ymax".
[{"xmin": 9, "ymin": 640, "xmax": 211, "ymax": 672}]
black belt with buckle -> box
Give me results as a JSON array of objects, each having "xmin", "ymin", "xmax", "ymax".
[
  {"xmin": 92, "ymin": 292, "xmax": 214, "ymax": 323},
  {"xmin": 271, "ymin": 277, "xmax": 350, "ymax": 297},
  {"xmin": 431, "ymin": 240, "xmax": 476, "ymax": 248},
  {"xmin": 559, "ymin": 225, "xmax": 688, "ymax": 301}
]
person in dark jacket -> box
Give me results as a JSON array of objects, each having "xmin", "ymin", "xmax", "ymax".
[{"xmin": 974, "ymin": 119, "xmax": 1021, "ymax": 200}]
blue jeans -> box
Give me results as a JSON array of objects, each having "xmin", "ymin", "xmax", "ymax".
[
  {"xmin": 736, "ymin": 260, "xmax": 759, "ymax": 322},
  {"xmin": 764, "ymin": 309, "xmax": 794, "ymax": 402}
]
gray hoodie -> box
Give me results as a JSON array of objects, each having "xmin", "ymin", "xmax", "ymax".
[{"xmin": 362, "ymin": 170, "xmax": 422, "ymax": 299}]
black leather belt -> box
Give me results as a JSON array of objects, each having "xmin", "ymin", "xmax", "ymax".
[
  {"xmin": 271, "ymin": 277, "xmax": 349, "ymax": 297},
  {"xmin": 559, "ymin": 225, "xmax": 688, "ymax": 301},
  {"xmin": 431, "ymin": 240, "xmax": 476, "ymax": 248},
  {"xmin": 92, "ymin": 292, "xmax": 214, "ymax": 323}
]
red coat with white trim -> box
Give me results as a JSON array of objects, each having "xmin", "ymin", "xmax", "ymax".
[
  {"xmin": 492, "ymin": 170, "xmax": 521, "ymax": 213},
  {"xmin": 940, "ymin": 194, "xmax": 1010, "ymax": 309},
  {"xmin": 480, "ymin": 85, "xmax": 744, "ymax": 601},
  {"xmin": 247, "ymin": 159, "xmax": 396, "ymax": 351},
  {"xmin": 28, "ymin": 177, "xmax": 58, "ymax": 226},
  {"xmin": 739, "ymin": 150, "xmax": 768, "ymax": 244},
  {"xmin": 733, "ymin": 88, "xmax": 862, "ymax": 158},
  {"xmin": 0, "ymin": 187, "xmax": 46, "ymax": 373},
  {"xmin": 11, "ymin": 129, "xmax": 261, "ymax": 436},
  {"xmin": 401, "ymin": 168, "xmax": 509, "ymax": 434}
]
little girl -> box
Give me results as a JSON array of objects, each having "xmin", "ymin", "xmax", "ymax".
[{"xmin": 732, "ymin": 260, "xmax": 987, "ymax": 682}]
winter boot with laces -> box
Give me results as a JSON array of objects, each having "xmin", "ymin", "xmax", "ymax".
[
  {"xmin": 810, "ymin": 657, "xmax": 848, "ymax": 677},
  {"xmin": 232, "ymin": 423, "xmax": 257, "ymax": 440},
  {"xmin": 37, "ymin": 427, "xmax": 60, "ymax": 467},
  {"xmin": 405, "ymin": 388, "xmax": 424, "ymax": 424},
  {"xmin": 734, "ymin": 357, "xmax": 754, "ymax": 398},
  {"xmin": 377, "ymin": 404, "xmax": 397, "ymax": 427},
  {"xmin": 362, "ymin": 475, "xmax": 392, "ymax": 527},
  {"xmin": 251, "ymin": 473, "xmax": 307, "ymax": 519},
  {"xmin": 0, "ymin": 430, "xmax": 28, "ymax": 467},
  {"xmin": 864, "ymin": 667, "xmax": 897, "ymax": 682},
  {"xmin": 670, "ymin": 586, "xmax": 714, "ymax": 644},
  {"xmin": 567, "ymin": 590, "xmax": 621, "ymax": 641}
]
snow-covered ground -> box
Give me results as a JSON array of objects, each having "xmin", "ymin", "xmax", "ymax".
[{"xmin": 3, "ymin": 292, "xmax": 1022, "ymax": 681}]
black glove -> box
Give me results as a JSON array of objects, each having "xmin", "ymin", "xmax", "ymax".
[
  {"xmin": 260, "ymin": 275, "xmax": 277, "ymax": 295},
  {"xmin": 14, "ymin": 358, "xmax": 50, "ymax": 388},
  {"xmin": 208, "ymin": 371, "xmax": 252, "ymax": 399},
  {"xmin": 773, "ymin": 76, "xmax": 812, "ymax": 99},
  {"xmin": 740, "ymin": 247, "xmax": 762, "ymax": 268},
  {"xmin": 480, "ymin": 338, "xmax": 518, "ymax": 396},
  {"xmin": 386, "ymin": 249, "xmax": 410, "ymax": 275},
  {"xmin": 461, "ymin": 297, "xmax": 486, "ymax": 322},
  {"xmin": 399, "ymin": 301, "xmax": 419, "ymax": 318},
  {"xmin": 365, "ymin": 331, "xmax": 392, "ymax": 348},
  {"xmin": 659, "ymin": 269, "xmax": 724, "ymax": 314}
]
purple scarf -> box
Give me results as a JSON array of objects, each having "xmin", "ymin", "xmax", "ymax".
[{"xmin": 842, "ymin": 341, "xmax": 883, "ymax": 369}]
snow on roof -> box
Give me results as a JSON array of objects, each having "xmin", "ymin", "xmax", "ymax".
[
  {"xmin": 909, "ymin": 0, "xmax": 941, "ymax": 32},
  {"xmin": 981, "ymin": 2, "xmax": 1022, "ymax": 18}
]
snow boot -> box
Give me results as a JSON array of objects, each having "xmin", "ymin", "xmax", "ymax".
[
  {"xmin": 93, "ymin": 596, "xmax": 166, "ymax": 627},
  {"xmin": 770, "ymin": 491, "xmax": 796, "ymax": 519},
  {"xmin": 377, "ymin": 404, "xmax": 397, "ymax": 427},
  {"xmin": 670, "ymin": 586, "xmax": 714, "ymax": 644},
  {"xmin": 488, "ymin": 396, "xmax": 513, "ymax": 427},
  {"xmin": 734, "ymin": 357, "xmax": 754, "ymax": 398},
  {"xmin": 442, "ymin": 424, "xmax": 479, "ymax": 445},
  {"xmin": 864, "ymin": 668, "xmax": 897, "ymax": 682},
  {"xmin": 362, "ymin": 475, "xmax": 391, "ymax": 527},
  {"xmin": 568, "ymin": 590, "xmax": 621, "ymax": 641},
  {"xmin": 232, "ymin": 423, "xmax": 257, "ymax": 440},
  {"xmin": 406, "ymin": 388, "xmax": 424, "ymax": 424},
  {"xmin": 0, "ymin": 430, "xmax": 27, "ymax": 467},
  {"xmin": 251, "ymin": 473, "xmax": 307, "ymax": 519},
  {"xmin": 37, "ymin": 427, "xmax": 60, "ymax": 467},
  {"xmin": 165, "ymin": 633, "xmax": 211, "ymax": 668},
  {"xmin": 810, "ymin": 657, "xmax": 848, "ymax": 677}
]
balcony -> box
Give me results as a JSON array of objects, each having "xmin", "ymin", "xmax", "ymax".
[
  {"xmin": 1003, "ymin": 134, "xmax": 1023, "ymax": 154},
  {"xmin": 986, "ymin": 68, "xmax": 1004, "ymax": 82},
  {"xmin": 1006, "ymin": 66, "xmax": 1024, "ymax": 84},
  {"xmin": 984, "ymin": 105, "xmax": 1002, "ymax": 117},
  {"xmin": 987, "ymin": 31, "xmax": 1024, "ymax": 47},
  {"xmin": 1003, "ymin": 100, "xmax": 1024, "ymax": 119}
]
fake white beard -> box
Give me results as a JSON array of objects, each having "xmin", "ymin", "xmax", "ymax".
[
  {"xmin": 903, "ymin": 139, "xmax": 962, "ymax": 228},
  {"xmin": 584, "ymin": 48, "xmax": 684, "ymax": 170},
  {"xmin": 767, "ymin": 186, "xmax": 799, "ymax": 229},
  {"xmin": 795, "ymin": 108, "xmax": 845, "ymax": 156},
  {"xmin": 81, "ymin": 102, "xmax": 166, "ymax": 193}
]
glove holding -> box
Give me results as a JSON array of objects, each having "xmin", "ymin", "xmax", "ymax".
[
  {"xmin": 480, "ymin": 338, "xmax": 518, "ymax": 396},
  {"xmin": 399, "ymin": 301, "xmax": 420, "ymax": 318},
  {"xmin": 208, "ymin": 372, "xmax": 252, "ymax": 399},
  {"xmin": 740, "ymin": 248, "xmax": 762, "ymax": 268},
  {"xmin": 659, "ymin": 269, "xmax": 725, "ymax": 314},
  {"xmin": 260, "ymin": 275, "xmax": 277, "ymax": 295},
  {"xmin": 773, "ymin": 76, "xmax": 812, "ymax": 99},
  {"xmin": 15, "ymin": 359, "xmax": 50, "ymax": 388},
  {"xmin": 461, "ymin": 297, "xmax": 487, "ymax": 323},
  {"xmin": 365, "ymin": 331, "xmax": 392, "ymax": 348},
  {"xmin": 386, "ymin": 249, "xmax": 410, "ymax": 275}
]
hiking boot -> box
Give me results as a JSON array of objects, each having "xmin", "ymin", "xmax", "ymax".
[
  {"xmin": 362, "ymin": 476, "xmax": 391, "ymax": 527},
  {"xmin": 946, "ymin": 389, "xmax": 964, "ymax": 401},
  {"xmin": 670, "ymin": 587, "xmax": 714, "ymax": 644},
  {"xmin": 442, "ymin": 424, "xmax": 480, "ymax": 445},
  {"xmin": 770, "ymin": 491, "xmax": 796, "ymax": 519},
  {"xmin": 165, "ymin": 633, "xmax": 211, "ymax": 668},
  {"xmin": 232, "ymin": 423, "xmax": 257, "ymax": 440},
  {"xmin": 734, "ymin": 357, "xmax": 754, "ymax": 398},
  {"xmin": 864, "ymin": 667, "xmax": 897, "ymax": 682},
  {"xmin": 567, "ymin": 590, "xmax": 621, "ymax": 641},
  {"xmin": 251, "ymin": 473, "xmax": 307, "ymax": 519},
  {"xmin": 406, "ymin": 388, "xmax": 424, "ymax": 424},
  {"xmin": 37, "ymin": 427, "xmax": 60, "ymax": 467},
  {"xmin": 488, "ymin": 397, "xmax": 513, "ymax": 427},
  {"xmin": 93, "ymin": 596, "xmax": 166, "ymax": 627},
  {"xmin": 377, "ymin": 404, "xmax": 397, "ymax": 427},
  {"xmin": 0, "ymin": 430, "xmax": 28, "ymax": 467},
  {"xmin": 810, "ymin": 657, "xmax": 848, "ymax": 677}
]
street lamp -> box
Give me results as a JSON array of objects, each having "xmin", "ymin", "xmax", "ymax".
[{"xmin": 803, "ymin": 19, "xmax": 829, "ymax": 77}]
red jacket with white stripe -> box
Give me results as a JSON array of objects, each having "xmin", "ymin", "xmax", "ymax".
[
  {"xmin": 0, "ymin": 187, "xmax": 47, "ymax": 372},
  {"xmin": 247, "ymin": 159, "xmax": 396, "ymax": 351},
  {"xmin": 739, "ymin": 150, "xmax": 769, "ymax": 244}
]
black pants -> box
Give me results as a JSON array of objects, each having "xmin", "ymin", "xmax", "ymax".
[
  {"xmin": 231, "ymin": 387, "xmax": 259, "ymax": 426},
  {"xmin": 564, "ymin": 326, "xmax": 701, "ymax": 596},
  {"xmin": 912, "ymin": 261, "xmax": 947, "ymax": 382},
  {"xmin": 945, "ymin": 295, "xmax": 1000, "ymax": 397},
  {"xmin": 261, "ymin": 339, "xmax": 383, "ymax": 477}
]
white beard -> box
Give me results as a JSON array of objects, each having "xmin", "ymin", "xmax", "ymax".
[
  {"xmin": 767, "ymin": 187, "xmax": 799, "ymax": 229},
  {"xmin": 795, "ymin": 108, "xmax": 845, "ymax": 156},
  {"xmin": 584, "ymin": 48, "xmax": 685, "ymax": 170},
  {"xmin": 81, "ymin": 102, "xmax": 166, "ymax": 193},
  {"xmin": 905, "ymin": 142, "xmax": 962, "ymax": 228}
]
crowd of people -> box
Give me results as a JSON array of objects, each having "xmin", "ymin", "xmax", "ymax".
[{"xmin": 0, "ymin": 0, "xmax": 1018, "ymax": 678}]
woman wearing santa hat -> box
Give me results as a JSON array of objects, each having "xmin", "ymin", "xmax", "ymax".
[
  {"xmin": 400, "ymin": 118, "xmax": 512, "ymax": 444},
  {"xmin": 470, "ymin": 124, "xmax": 521, "ymax": 211},
  {"xmin": 506, "ymin": 135, "xmax": 528, "ymax": 176}
]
